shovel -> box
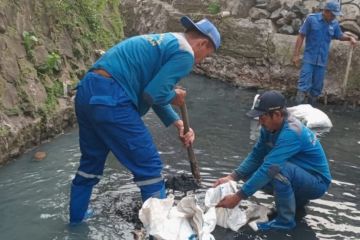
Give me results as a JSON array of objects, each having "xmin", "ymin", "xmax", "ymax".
[{"xmin": 179, "ymin": 102, "xmax": 201, "ymax": 183}]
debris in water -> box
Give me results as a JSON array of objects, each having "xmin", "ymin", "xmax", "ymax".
[
  {"xmin": 165, "ymin": 173, "xmax": 201, "ymax": 193},
  {"xmin": 34, "ymin": 151, "xmax": 46, "ymax": 161},
  {"xmin": 115, "ymin": 198, "xmax": 143, "ymax": 230}
]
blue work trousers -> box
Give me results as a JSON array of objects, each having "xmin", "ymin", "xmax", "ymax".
[
  {"xmin": 265, "ymin": 162, "xmax": 329, "ymax": 225},
  {"xmin": 70, "ymin": 72, "xmax": 165, "ymax": 223},
  {"xmin": 298, "ymin": 62, "xmax": 326, "ymax": 97}
]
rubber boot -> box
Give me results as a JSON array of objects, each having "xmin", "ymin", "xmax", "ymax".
[
  {"xmin": 295, "ymin": 91, "xmax": 306, "ymax": 105},
  {"xmin": 257, "ymin": 194, "xmax": 296, "ymax": 231},
  {"xmin": 69, "ymin": 184, "xmax": 93, "ymax": 224},
  {"xmin": 140, "ymin": 180, "xmax": 166, "ymax": 202},
  {"xmin": 308, "ymin": 95, "xmax": 318, "ymax": 107}
]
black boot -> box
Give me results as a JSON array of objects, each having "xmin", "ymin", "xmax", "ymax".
[
  {"xmin": 295, "ymin": 91, "xmax": 306, "ymax": 105},
  {"xmin": 308, "ymin": 95, "xmax": 318, "ymax": 107}
]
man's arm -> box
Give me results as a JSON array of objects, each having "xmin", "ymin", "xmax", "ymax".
[
  {"xmin": 143, "ymin": 52, "xmax": 194, "ymax": 106},
  {"xmin": 292, "ymin": 34, "xmax": 305, "ymax": 67},
  {"xmin": 339, "ymin": 34, "xmax": 357, "ymax": 47},
  {"xmin": 239, "ymin": 130, "xmax": 301, "ymax": 199}
]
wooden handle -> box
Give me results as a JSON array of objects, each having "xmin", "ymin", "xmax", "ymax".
[
  {"xmin": 342, "ymin": 46, "xmax": 354, "ymax": 97},
  {"xmin": 179, "ymin": 103, "xmax": 201, "ymax": 182}
]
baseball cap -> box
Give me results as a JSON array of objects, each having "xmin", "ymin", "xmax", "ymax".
[
  {"xmin": 324, "ymin": 1, "xmax": 343, "ymax": 16},
  {"xmin": 246, "ymin": 90, "xmax": 286, "ymax": 118},
  {"xmin": 180, "ymin": 16, "xmax": 221, "ymax": 50}
]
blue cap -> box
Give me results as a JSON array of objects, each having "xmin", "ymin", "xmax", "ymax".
[
  {"xmin": 324, "ymin": 1, "xmax": 343, "ymax": 16},
  {"xmin": 180, "ymin": 16, "xmax": 221, "ymax": 50},
  {"xmin": 246, "ymin": 90, "xmax": 286, "ymax": 118}
]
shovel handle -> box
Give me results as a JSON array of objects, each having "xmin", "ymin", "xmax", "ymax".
[
  {"xmin": 342, "ymin": 46, "xmax": 354, "ymax": 97},
  {"xmin": 179, "ymin": 103, "xmax": 201, "ymax": 182}
]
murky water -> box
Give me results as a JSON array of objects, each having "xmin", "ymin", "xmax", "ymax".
[{"xmin": 1, "ymin": 74, "xmax": 359, "ymax": 240}]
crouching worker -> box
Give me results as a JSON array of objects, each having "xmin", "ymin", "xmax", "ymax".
[
  {"xmin": 69, "ymin": 16, "xmax": 221, "ymax": 224},
  {"xmin": 213, "ymin": 90, "xmax": 331, "ymax": 231}
]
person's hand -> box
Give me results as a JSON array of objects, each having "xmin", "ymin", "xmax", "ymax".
[
  {"xmin": 212, "ymin": 175, "xmax": 235, "ymax": 188},
  {"xmin": 349, "ymin": 36, "xmax": 357, "ymax": 47},
  {"xmin": 172, "ymin": 88, "xmax": 186, "ymax": 107},
  {"xmin": 173, "ymin": 120, "xmax": 195, "ymax": 147},
  {"xmin": 216, "ymin": 193, "xmax": 242, "ymax": 208},
  {"xmin": 292, "ymin": 54, "xmax": 301, "ymax": 68}
]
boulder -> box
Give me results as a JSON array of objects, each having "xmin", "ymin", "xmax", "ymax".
[
  {"xmin": 340, "ymin": 21, "xmax": 360, "ymax": 38},
  {"xmin": 33, "ymin": 45, "xmax": 48, "ymax": 67},
  {"xmin": 267, "ymin": 0, "xmax": 282, "ymax": 12},
  {"xmin": 291, "ymin": 1, "xmax": 308, "ymax": 16},
  {"xmin": 220, "ymin": 0, "xmax": 256, "ymax": 18},
  {"xmin": 278, "ymin": 24, "xmax": 294, "ymax": 34},
  {"xmin": 270, "ymin": 8, "xmax": 283, "ymax": 20},
  {"xmin": 249, "ymin": 7, "xmax": 271, "ymax": 20},
  {"xmin": 341, "ymin": 4, "xmax": 360, "ymax": 21}
]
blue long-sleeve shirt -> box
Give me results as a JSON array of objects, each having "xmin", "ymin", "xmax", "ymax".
[
  {"xmin": 300, "ymin": 13, "xmax": 343, "ymax": 66},
  {"xmin": 91, "ymin": 33, "xmax": 195, "ymax": 126},
  {"xmin": 233, "ymin": 115, "xmax": 332, "ymax": 198}
]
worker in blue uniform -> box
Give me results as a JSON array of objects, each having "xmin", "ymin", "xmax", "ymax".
[
  {"xmin": 293, "ymin": 0, "xmax": 356, "ymax": 105},
  {"xmin": 213, "ymin": 90, "xmax": 332, "ymax": 230},
  {"xmin": 69, "ymin": 16, "xmax": 221, "ymax": 224}
]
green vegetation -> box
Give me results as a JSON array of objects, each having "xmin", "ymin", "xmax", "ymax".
[
  {"xmin": 0, "ymin": 126, "xmax": 10, "ymax": 137},
  {"xmin": 43, "ymin": 80, "xmax": 64, "ymax": 115},
  {"xmin": 37, "ymin": 52, "xmax": 62, "ymax": 75},
  {"xmin": 3, "ymin": 107, "xmax": 21, "ymax": 117},
  {"xmin": 208, "ymin": 1, "xmax": 221, "ymax": 14},
  {"xmin": 22, "ymin": 31, "xmax": 38, "ymax": 60},
  {"xmin": 43, "ymin": 0, "xmax": 123, "ymax": 50}
]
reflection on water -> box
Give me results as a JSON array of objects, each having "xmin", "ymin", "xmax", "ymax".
[{"xmin": 0, "ymin": 74, "xmax": 359, "ymax": 240}]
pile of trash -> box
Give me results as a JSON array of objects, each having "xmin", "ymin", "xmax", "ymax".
[{"xmin": 139, "ymin": 181, "xmax": 273, "ymax": 240}]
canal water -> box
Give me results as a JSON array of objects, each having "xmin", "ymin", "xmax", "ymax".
[{"xmin": 0, "ymin": 74, "xmax": 359, "ymax": 240}]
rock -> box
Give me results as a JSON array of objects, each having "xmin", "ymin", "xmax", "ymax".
[
  {"xmin": 220, "ymin": 0, "xmax": 256, "ymax": 18},
  {"xmin": 33, "ymin": 46, "xmax": 49, "ymax": 67},
  {"xmin": 291, "ymin": 1, "xmax": 308, "ymax": 16},
  {"xmin": 340, "ymin": 21, "xmax": 360, "ymax": 38},
  {"xmin": 267, "ymin": 0, "xmax": 282, "ymax": 12},
  {"xmin": 280, "ymin": 9, "xmax": 289, "ymax": 18},
  {"xmin": 341, "ymin": 4, "xmax": 360, "ymax": 21},
  {"xmin": 34, "ymin": 151, "xmax": 46, "ymax": 161},
  {"xmin": 292, "ymin": 18, "xmax": 303, "ymax": 33},
  {"xmin": 278, "ymin": 24, "xmax": 294, "ymax": 34},
  {"xmin": 255, "ymin": 0, "xmax": 267, "ymax": 8},
  {"xmin": 303, "ymin": 0, "xmax": 321, "ymax": 12},
  {"xmin": 284, "ymin": 11, "xmax": 297, "ymax": 23},
  {"xmin": 270, "ymin": 7, "xmax": 283, "ymax": 20},
  {"xmin": 276, "ymin": 17, "xmax": 287, "ymax": 27},
  {"xmin": 249, "ymin": 7, "xmax": 271, "ymax": 20},
  {"xmin": 256, "ymin": 3, "xmax": 268, "ymax": 9}
]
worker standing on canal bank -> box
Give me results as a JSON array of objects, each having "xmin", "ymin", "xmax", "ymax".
[
  {"xmin": 69, "ymin": 16, "xmax": 221, "ymax": 224},
  {"xmin": 293, "ymin": 0, "xmax": 356, "ymax": 105},
  {"xmin": 213, "ymin": 91, "xmax": 332, "ymax": 231}
]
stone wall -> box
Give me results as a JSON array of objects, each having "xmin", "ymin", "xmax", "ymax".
[
  {"xmin": 0, "ymin": 0, "xmax": 124, "ymax": 165},
  {"xmin": 121, "ymin": 0, "xmax": 360, "ymax": 103}
]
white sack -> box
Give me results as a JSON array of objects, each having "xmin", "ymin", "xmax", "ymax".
[
  {"xmin": 139, "ymin": 194, "xmax": 216, "ymax": 240},
  {"xmin": 204, "ymin": 181, "xmax": 272, "ymax": 232},
  {"xmin": 204, "ymin": 181, "xmax": 247, "ymax": 231},
  {"xmin": 287, "ymin": 104, "xmax": 333, "ymax": 129}
]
